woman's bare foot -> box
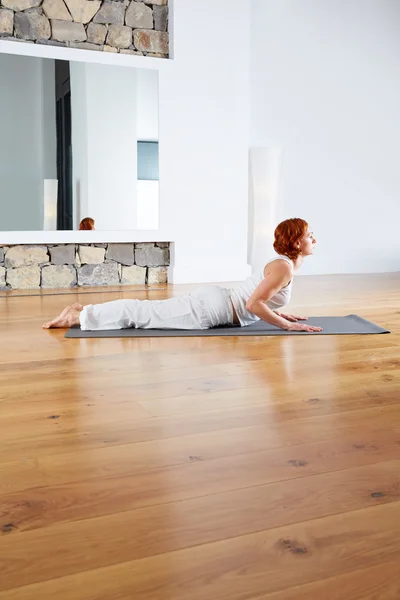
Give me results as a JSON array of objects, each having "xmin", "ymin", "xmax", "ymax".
[{"xmin": 43, "ymin": 303, "xmax": 83, "ymax": 329}]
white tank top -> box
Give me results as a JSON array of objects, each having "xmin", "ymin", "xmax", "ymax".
[{"xmin": 228, "ymin": 255, "xmax": 293, "ymax": 327}]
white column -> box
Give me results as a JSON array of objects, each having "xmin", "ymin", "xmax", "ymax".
[{"xmin": 69, "ymin": 61, "xmax": 88, "ymax": 229}]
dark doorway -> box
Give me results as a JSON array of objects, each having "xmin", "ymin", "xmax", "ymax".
[{"xmin": 55, "ymin": 60, "xmax": 73, "ymax": 230}]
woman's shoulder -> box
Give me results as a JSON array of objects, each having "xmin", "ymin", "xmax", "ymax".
[
  {"xmin": 263, "ymin": 255, "xmax": 293, "ymax": 277},
  {"xmin": 266, "ymin": 253, "xmax": 293, "ymax": 266}
]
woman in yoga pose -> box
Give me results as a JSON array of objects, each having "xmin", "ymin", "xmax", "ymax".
[{"xmin": 43, "ymin": 218, "xmax": 322, "ymax": 333}]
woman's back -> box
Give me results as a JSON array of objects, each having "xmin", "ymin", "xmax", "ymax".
[{"xmin": 228, "ymin": 255, "xmax": 293, "ymax": 326}]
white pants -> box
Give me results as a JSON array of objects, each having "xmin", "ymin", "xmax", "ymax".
[{"xmin": 79, "ymin": 285, "xmax": 234, "ymax": 331}]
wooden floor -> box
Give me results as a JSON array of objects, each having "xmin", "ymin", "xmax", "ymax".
[{"xmin": 0, "ymin": 273, "xmax": 399, "ymax": 600}]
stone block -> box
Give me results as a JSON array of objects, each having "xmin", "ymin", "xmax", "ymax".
[
  {"xmin": 6, "ymin": 266, "xmax": 41, "ymax": 289},
  {"xmin": 78, "ymin": 245, "xmax": 105, "ymax": 264},
  {"xmin": 0, "ymin": 35, "xmax": 34, "ymax": 42},
  {"xmin": 106, "ymin": 24, "xmax": 131, "ymax": 47},
  {"xmin": 64, "ymin": 0, "xmax": 101, "ymax": 24},
  {"xmin": 0, "ymin": 248, "xmax": 4, "ymax": 263},
  {"xmin": 86, "ymin": 22, "xmax": 106, "ymax": 44},
  {"xmin": 2, "ymin": 0, "xmax": 41, "ymax": 10},
  {"xmin": 0, "ymin": 9, "xmax": 14, "ymax": 36},
  {"xmin": 143, "ymin": 0, "xmax": 167, "ymax": 5},
  {"xmin": 155, "ymin": 242, "xmax": 169, "ymax": 248},
  {"xmin": 51, "ymin": 19, "xmax": 86, "ymax": 41},
  {"xmin": 93, "ymin": 2, "xmax": 125, "ymax": 25},
  {"xmin": 78, "ymin": 262, "xmax": 119, "ymax": 286},
  {"xmin": 153, "ymin": 4, "xmax": 167, "ymax": 31},
  {"xmin": 103, "ymin": 44, "xmax": 117, "ymax": 52},
  {"xmin": 15, "ymin": 12, "xmax": 51, "ymax": 40},
  {"xmin": 49, "ymin": 245, "xmax": 76, "ymax": 265},
  {"xmin": 125, "ymin": 1, "xmax": 152, "ymax": 28},
  {"xmin": 145, "ymin": 52, "xmax": 166, "ymax": 58},
  {"xmin": 41, "ymin": 265, "xmax": 77, "ymax": 288},
  {"xmin": 133, "ymin": 28, "xmax": 168, "ymax": 54},
  {"xmin": 106, "ymin": 243, "xmax": 134, "ymax": 265},
  {"xmin": 135, "ymin": 243, "xmax": 169, "ymax": 267},
  {"xmin": 5, "ymin": 245, "xmax": 49, "ymax": 268},
  {"xmin": 38, "ymin": 38, "xmax": 67, "ymax": 46},
  {"xmin": 120, "ymin": 265, "xmax": 146, "ymax": 285},
  {"xmin": 69, "ymin": 41, "xmax": 101, "ymax": 50},
  {"xmin": 120, "ymin": 48, "xmax": 142, "ymax": 55},
  {"xmin": 147, "ymin": 266, "xmax": 167, "ymax": 284},
  {"xmin": 0, "ymin": 267, "xmax": 5, "ymax": 288},
  {"xmin": 42, "ymin": 0, "xmax": 71, "ymax": 21}
]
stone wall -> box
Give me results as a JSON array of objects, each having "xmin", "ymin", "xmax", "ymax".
[
  {"xmin": 0, "ymin": 0, "xmax": 168, "ymax": 57},
  {"xmin": 0, "ymin": 242, "xmax": 170, "ymax": 289}
]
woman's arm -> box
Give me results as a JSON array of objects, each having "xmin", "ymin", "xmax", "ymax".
[{"xmin": 245, "ymin": 261, "xmax": 322, "ymax": 332}]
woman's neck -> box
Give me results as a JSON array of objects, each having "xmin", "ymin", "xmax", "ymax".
[{"xmin": 292, "ymin": 254, "xmax": 305, "ymax": 271}]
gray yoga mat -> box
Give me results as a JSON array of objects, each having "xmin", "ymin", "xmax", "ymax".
[{"xmin": 65, "ymin": 314, "xmax": 389, "ymax": 338}]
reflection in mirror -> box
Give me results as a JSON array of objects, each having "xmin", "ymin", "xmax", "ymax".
[{"xmin": 0, "ymin": 52, "xmax": 159, "ymax": 231}]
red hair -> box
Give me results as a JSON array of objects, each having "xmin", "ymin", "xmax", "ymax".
[
  {"xmin": 273, "ymin": 218, "xmax": 308, "ymax": 260},
  {"xmin": 79, "ymin": 217, "xmax": 95, "ymax": 231}
]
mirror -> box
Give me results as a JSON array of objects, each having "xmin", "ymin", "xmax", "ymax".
[{"xmin": 0, "ymin": 52, "xmax": 159, "ymax": 231}]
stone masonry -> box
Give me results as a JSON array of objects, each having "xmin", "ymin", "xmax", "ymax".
[
  {"xmin": 0, "ymin": 0, "xmax": 169, "ymax": 57},
  {"xmin": 0, "ymin": 242, "xmax": 169, "ymax": 289}
]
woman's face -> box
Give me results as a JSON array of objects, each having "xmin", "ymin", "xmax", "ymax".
[{"xmin": 299, "ymin": 229, "xmax": 316, "ymax": 256}]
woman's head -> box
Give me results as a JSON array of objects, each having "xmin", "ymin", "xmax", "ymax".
[
  {"xmin": 273, "ymin": 218, "xmax": 316, "ymax": 260},
  {"xmin": 79, "ymin": 217, "xmax": 95, "ymax": 231}
]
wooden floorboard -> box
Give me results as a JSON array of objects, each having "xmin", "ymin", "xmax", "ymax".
[{"xmin": 0, "ymin": 273, "xmax": 399, "ymax": 599}]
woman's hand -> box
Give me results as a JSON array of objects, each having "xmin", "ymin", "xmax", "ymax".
[
  {"xmin": 275, "ymin": 311, "xmax": 308, "ymax": 322},
  {"xmin": 276, "ymin": 311, "xmax": 322, "ymax": 331},
  {"xmin": 286, "ymin": 322, "xmax": 323, "ymax": 333}
]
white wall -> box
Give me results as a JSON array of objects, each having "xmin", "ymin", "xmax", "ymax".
[
  {"xmin": 251, "ymin": 0, "xmax": 400, "ymax": 274},
  {"xmin": 0, "ymin": 54, "xmax": 56, "ymax": 231},
  {"xmin": 70, "ymin": 63, "xmax": 159, "ymax": 230},
  {"xmin": 159, "ymin": 0, "xmax": 251, "ymax": 282},
  {"xmin": 137, "ymin": 69, "xmax": 159, "ymax": 142},
  {"xmin": 70, "ymin": 62, "xmax": 138, "ymax": 230}
]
